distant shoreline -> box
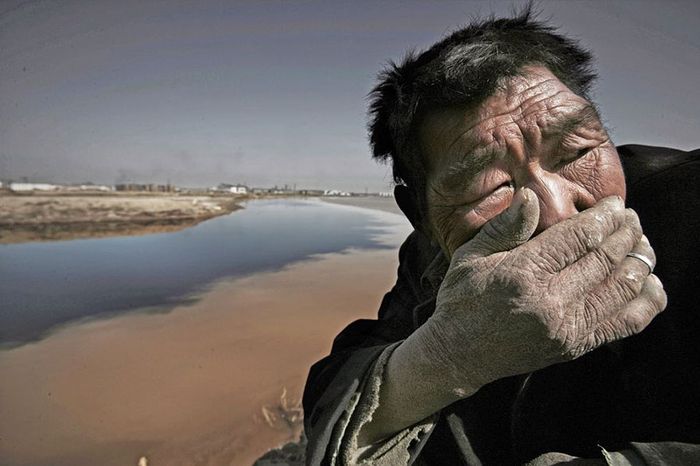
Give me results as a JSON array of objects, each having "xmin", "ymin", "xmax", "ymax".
[
  {"xmin": 0, "ymin": 194, "xmax": 404, "ymax": 245},
  {"xmin": 0, "ymin": 193, "xmax": 245, "ymax": 244}
]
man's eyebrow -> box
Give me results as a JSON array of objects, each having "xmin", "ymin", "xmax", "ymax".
[{"xmin": 543, "ymin": 104, "xmax": 601, "ymax": 138}]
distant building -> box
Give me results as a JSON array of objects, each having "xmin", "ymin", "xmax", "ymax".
[
  {"xmin": 297, "ymin": 189, "xmax": 325, "ymax": 196},
  {"xmin": 323, "ymin": 189, "xmax": 351, "ymax": 197},
  {"xmin": 115, "ymin": 183, "xmax": 173, "ymax": 192},
  {"xmin": 213, "ymin": 183, "xmax": 248, "ymax": 194},
  {"xmin": 64, "ymin": 184, "xmax": 113, "ymax": 192},
  {"xmin": 9, "ymin": 182, "xmax": 59, "ymax": 192}
]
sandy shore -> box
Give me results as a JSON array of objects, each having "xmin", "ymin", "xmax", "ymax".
[
  {"xmin": 0, "ymin": 193, "xmax": 243, "ymax": 244},
  {"xmin": 0, "ymin": 206, "xmax": 411, "ymax": 465}
]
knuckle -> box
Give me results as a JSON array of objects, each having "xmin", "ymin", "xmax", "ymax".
[
  {"xmin": 624, "ymin": 208, "xmax": 642, "ymax": 236},
  {"xmin": 574, "ymin": 221, "xmax": 605, "ymax": 252},
  {"xmin": 648, "ymin": 277, "xmax": 668, "ymax": 310},
  {"xmin": 601, "ymin": 199, "xmax": 625, "ymax": 227},
  {"xmin": 658, "ymin": 289, "xmax": 669, "ymax": 311},
  {"xmin": 620, "ymin": 228, "xmax": 640, "ymax": 254},
  {"xmin": 613, "ymin": 265, "xmax": 645, "ymax": 301},
  {"xmin": 623, "ymin": 311, "xmax": 650, "ymax": 335}
]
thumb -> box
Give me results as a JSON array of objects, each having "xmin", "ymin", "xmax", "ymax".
[{"xmin": 455, "ymin": 188, "xmax": 540, "ymax": 260}]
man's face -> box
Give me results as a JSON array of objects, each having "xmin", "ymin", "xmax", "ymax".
[{"xmin": 420, "ymin": 65, "xmax": 626, "ymax": 257}]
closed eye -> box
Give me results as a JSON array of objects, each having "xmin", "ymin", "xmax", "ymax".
[
  {"xmin": 431, "ymin": 178, "xmax": 513, "ymax": 210},
  {"xmin": 555, "ymin": 146, "xmax": 595, "ymax": 170},
  {"xmin": 576, "ymin": 148, "xmax": 590, "ymax": 158}
]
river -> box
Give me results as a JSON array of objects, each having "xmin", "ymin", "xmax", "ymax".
[
  {"xmin": 0, "ymin": 197, "xmax": 413, "ymax": 466},
  {"xmin": 0, "ymin": 198, "xmax": 408, "ymax": 347}
]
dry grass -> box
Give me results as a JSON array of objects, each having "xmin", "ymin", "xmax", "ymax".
[{"xmin": 259, "ymin": 387, "xmax": 304, "ymax": 434}]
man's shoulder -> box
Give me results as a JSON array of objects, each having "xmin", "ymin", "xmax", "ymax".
[
  {"xmin": 617, "ymin": 143, "xmax": 699, "ymax": 227},
  {"xmin": 616, "ymin": 144, "xmax": 700, "ymax": 188}
]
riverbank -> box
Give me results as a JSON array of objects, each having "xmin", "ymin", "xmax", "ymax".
[{"xmin": 0, "ymin": 193, "xmax": 244, "ymax": 244}]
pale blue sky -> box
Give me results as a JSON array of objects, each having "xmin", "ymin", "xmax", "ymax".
[{"xmin": 1, "ymin": 1, "xmax": 698, "ymax": 191}]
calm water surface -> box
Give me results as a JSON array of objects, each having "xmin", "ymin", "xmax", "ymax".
[{"xmin": 0, "ymin": 199, "xmax": 405, "ymax": 346}]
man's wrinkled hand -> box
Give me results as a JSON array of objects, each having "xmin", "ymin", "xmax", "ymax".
[{"xmin": 423, "ymin": 188, "xmax": 667, "ymax": 395}]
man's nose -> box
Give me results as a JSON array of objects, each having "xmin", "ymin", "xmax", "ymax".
[{"xmin": 524, "ymin": 174, "xmax": 579, "ymax": 235}]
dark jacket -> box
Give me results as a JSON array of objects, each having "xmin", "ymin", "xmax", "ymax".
[{"xmin": 303, "ymin": 145, "xmax": 700, "ymax": 465}]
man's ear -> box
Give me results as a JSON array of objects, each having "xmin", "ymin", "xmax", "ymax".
[{"xmin": 394, "ymin": 185, "xmax": 424, "ymax": 233}]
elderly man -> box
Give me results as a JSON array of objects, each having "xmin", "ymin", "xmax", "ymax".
[{"xmin": 303, "ymin": 10, "xmax": 700, "ymax": 465}]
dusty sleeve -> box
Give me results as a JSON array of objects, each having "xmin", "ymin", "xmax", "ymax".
[
  {"xmin": 330, "ymin": 341, "xmax": 438, "ymax": 465},
  {"xmin": 302, "ymin": 231, "xmax": 442, "ymax": 465}
]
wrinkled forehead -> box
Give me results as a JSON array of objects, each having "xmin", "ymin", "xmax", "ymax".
[{"xmin": 418, "ymin": 65, "xmax": 596, "ymax": 171}]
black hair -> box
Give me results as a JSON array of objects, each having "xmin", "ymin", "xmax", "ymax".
[{"xmin": 368, "ymin": 6, "xmax": 597, "ymax": 209}]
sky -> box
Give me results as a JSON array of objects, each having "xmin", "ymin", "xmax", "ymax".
[{"xmin": 1, "ymin": 0, "xmax": 699, "ymax": 192}]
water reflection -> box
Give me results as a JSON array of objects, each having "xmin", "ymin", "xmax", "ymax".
[{"xmin": 0, "ymin": 199, "xmax": 401, "ymax": 346}]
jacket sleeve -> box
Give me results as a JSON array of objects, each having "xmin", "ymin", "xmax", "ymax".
[{"xmin": 302, "ymin": 230, "xmax": 440, "ymax": 465}]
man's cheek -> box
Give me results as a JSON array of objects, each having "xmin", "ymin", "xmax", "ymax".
[
  {"xmin": 564, "ymin": 153, "xmax": 626, "ymax": 206},
  {"xmin": 587, "ymin": 151, "xmax": 626, "ymax": 201},
  {"xmin": 598, "ymin": 162, "xmax": 626, "ymax": 201}
]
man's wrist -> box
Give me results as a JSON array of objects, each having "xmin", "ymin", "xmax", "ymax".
[{"xmin": 395, "ymin": 315, "xmax": 485, "ymax": 404}]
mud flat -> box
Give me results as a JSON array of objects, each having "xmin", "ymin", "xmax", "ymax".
[{"xmin": 0, "ymin": 193, "xmax": 243, "ymax": 244}]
